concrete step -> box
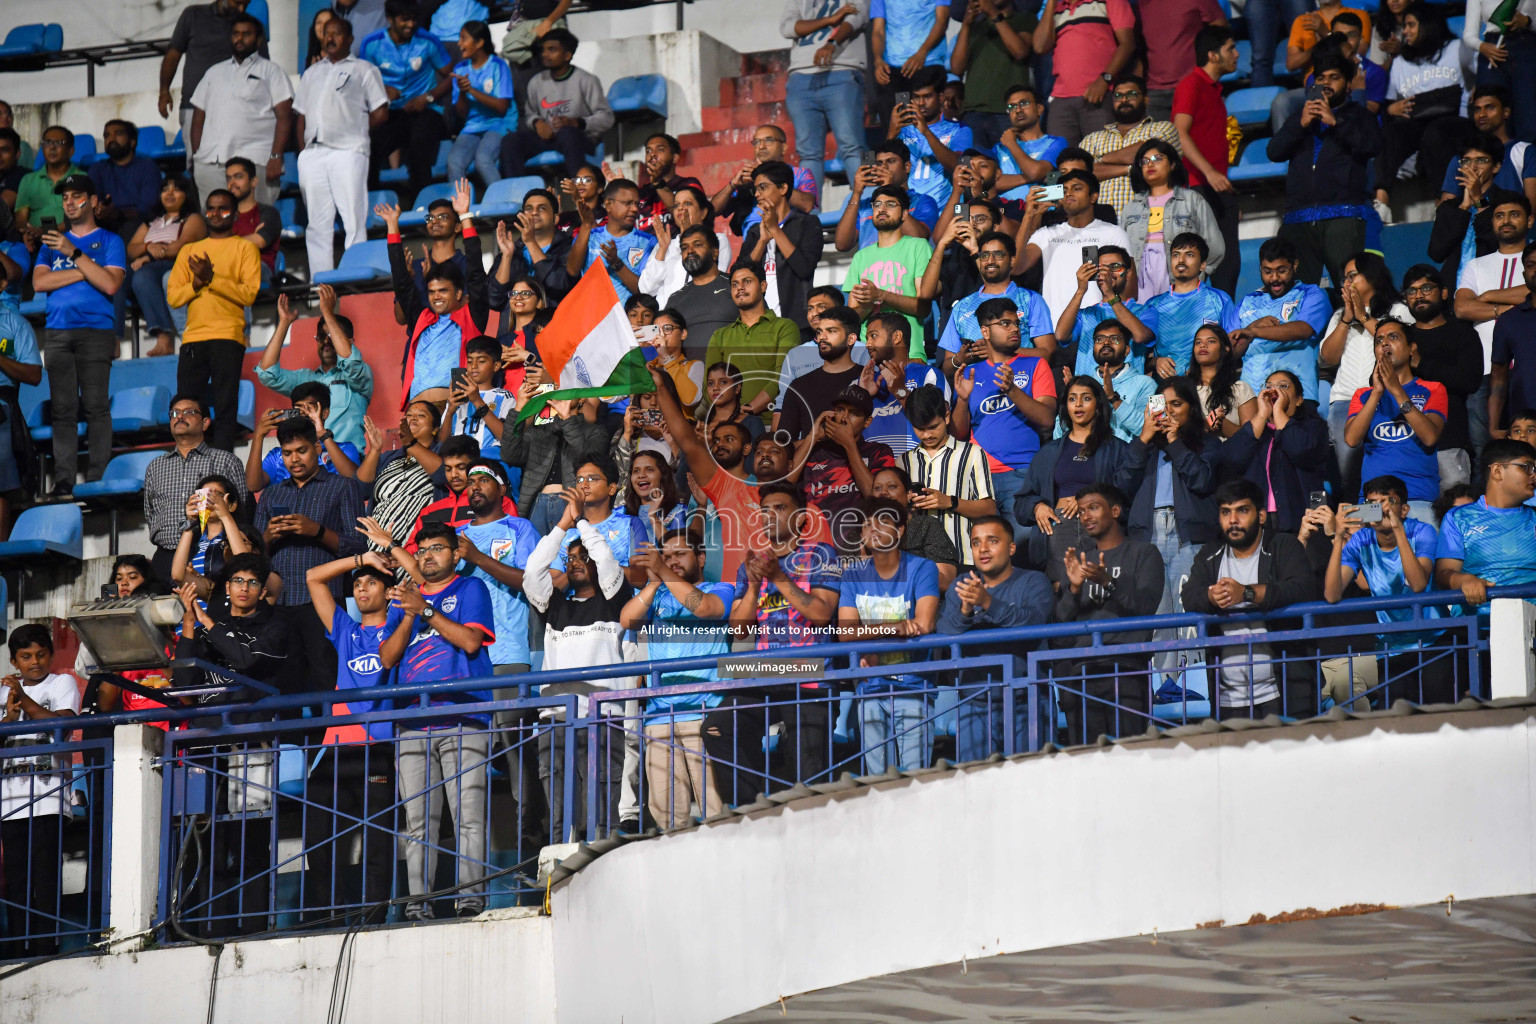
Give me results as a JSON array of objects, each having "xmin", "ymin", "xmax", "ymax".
[
  {"xmin": 740, "ymin": 50, "xmax": 790, "ymax": 76},
  {"xmin": 720, "ymin": 72, "xmax": 788, "ymax": 107},
  {"xmin": 699, "ymin": 101, "xmax": 789, "ymax": 133}
]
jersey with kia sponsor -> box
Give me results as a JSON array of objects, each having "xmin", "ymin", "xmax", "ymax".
[
  {"xmin": 1348, "ymin": 378, "xmax": 1448, "ymax": 502},
  {"xmin": 965, "ymin": 353, "xmax": 1057, "ymax": 472},
  {"xmin": 583, "ymin": 225, "xmax": 656, "ymax": 303},
  {"xmin": 327, "ymin": 606, "xmax": 394, "ymax": 743},
  {"xmin": 383, "ymin": 575, "xmax": 496, "ymax": 716}
]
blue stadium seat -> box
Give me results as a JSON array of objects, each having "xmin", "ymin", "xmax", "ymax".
[
  {"xmin": 474, "ymin": 175, "xmax": 543, "ymax": 219},
  {"xmin": 381, "ymin": 139, "xmax": 451, "ymax": 185},
  {"xmin": 0, "ymin": 23, "xmax": 64, "ymax": 60},
  {"xmin": 608, "ymin": 74, "xmax": 668, "ymax": 121},
  {"xmin": 1447, "ymin": 15, "xmax": 1464, "ymax": 37},
  {"xmin": 75, "ymin": 450, "xmax": 163, "ymax": 503},
  {"xmin": 280, "ymin": 151, "xmax": 300, "ymax": 196},
  {"xmin": 0, "ymin": 504, "xmax": 83, "ymax": 565},
  {"xmin": 108, "ymin": 353, "xmax": 178, "ymax": 396},
  {"xmin": 361, "ymin": 189, "xmax": 399, "ymax": 232},
  {"xmin": 1380, "ymin": 221, "xmax": 1435, "ymax": 286},
  {"xmin": 1234, "ymin": 237, "xmax": 1265, "ymax": 297},
  {"xmin": 825, "ymin": 156, "xmax": 846, "ymax": 178},
  {"xmin": 398, "ymin": 182, "xmax": 468, "ymax": 228},
  {"xmin": 312, "ymin": 239, "xmax": 391, "ymax": 288},
  {"xmin": 109, "ymin": 385, "xmax": 172, "ymax": 434},
  {"xmin": 163, "ymin": 129, "xmax": 188, "ymax": 163},
  {"xmin": 1229, "ymin": 140, "xmax": 1287, "ymax": 183},
  {"xmin": 37, "ymin": 133, "xmax": 96, "ymax": 170},
  {"xmin": 1272, "ymin": 41, "xmax": 1293, "ymax": 80},
  {"xmin": 1222, "ymin": 39, "xmax": 1253, "ymax": 83},
  {"xmin": 275, "ymin": 197, "xmax": 305, "ymax": 241},
  {"xmin": 18, "ymin": 295, "xmax": 46, "ymax": 318},
  {"xmin": 526, "ymin": 142, "xmax": 605, "ymax": 173},
  {"xmin": 1226, "ymin": 86, "xmax": 1284, "ymax": 130},
  {"xmin": 135, "ymin": 126, "xmax": 170, "ymax": 160},
  {"xmin": 236, "ymin": 379, "xmax": 256, "ymax": 433},
  {"xmin": 818, "ymin": 208, "xmax": 843, "ymax": 229}
]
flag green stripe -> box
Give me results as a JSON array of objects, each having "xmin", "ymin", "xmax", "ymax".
[{"xmin": 512, "ymin": 346, "xmax": 654, "ymax": 428}]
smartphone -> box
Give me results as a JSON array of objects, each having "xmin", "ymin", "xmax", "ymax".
[
  {"xmin": 533, "ymin": 382, "xmax": 556, "ymax": 396},
  {"xmin": 1148, "ymin": 394, "xmax": 1167, "ymax": 416},
  {"xmin": 1039, "ymin": 184, "xmax": 1065, "ymax": 202},
  {"xmin": 894, "ymin": 90, "xmax": 912, "ymax": 108},
  {"xmin": 1045, "ymin": 170, "xmax": 1062, "ymax": 186},
  {"xmin": 1305, "ymin": 82, "xmax": 1327, "ymax": 103},
  {"xmin": 451, "ymin": 366, "xmax": 471, "ymax": 392},
  {"xmin": 1308, "ymin": 491, "xmax": 1329, "ymax": 510},
  {"xmin": 1081, "ymin": 245, "xmax": 1100, "ymax": 267},
  {"xmin": 634, "ymin": 324, "xmax": 660, "ymax": 345},
  {"xmin": 270, "ymin": 504, "xmax": 292, "ymax": 517},
  {"xmin": 39, "ymin": 216, "xmax": 57, "ymax": 234},
  {"xmin": 641, "ymin": 409, "xmax": 664, "ymax": 428},
  {"xmin": 282, "ymin": 407, "xmax": 307, "ymax": 421},
  {"xmin": 1355, "ymin": 501, "xmax": 1383, "ymax": 524}
]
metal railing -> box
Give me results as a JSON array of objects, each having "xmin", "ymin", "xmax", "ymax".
[{"xmin": 0, "ymin": 585, "xmax": 1527, "ymax": 956}]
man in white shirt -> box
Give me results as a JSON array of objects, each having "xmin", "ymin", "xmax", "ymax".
[
  {"xmin": 292, "ymin": 16, "xmax": 389, "ymax": 275},
  {"xmin": 1017, "ymin": 169, "xmax": 1131, "ymax": 324},
  {"xmin": 188, "ymin": 13, "xmax": 293, "ymax": 206},
  {"xmin": 1454, "ymin": 194, "xmax": 1532, "ymax": 453}
]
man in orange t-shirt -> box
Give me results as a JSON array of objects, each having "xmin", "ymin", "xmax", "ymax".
[{"xmin": 1285, "ymin": 2, "xmax": 1372, "ymax": 74}]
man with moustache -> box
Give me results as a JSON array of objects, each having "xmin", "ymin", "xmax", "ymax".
[
  {"xmin": 931, "ymin": 226, "xmax": 1055, "ymax": 377},
  {"xmin": 1083, "ymin": 320, "xmax": 1157, "ymax": 441},
  {"xmin": 1079, "ymin": 76, "xmax": 1181, "ymax": 216},
  {"xmin": 1402, "ymin": 264, "xmax": 1482, "ymax": 489},
  {"xmin": 1146, "ymin": 233, "xmax": 1239, "ymax": 378},
  {"xmin": 189, "ymin": 13, "xmax": 293, "ymax": 205},
  {"xmin": 778, "ymin": 306, "xmax": 866, "ymax": 441},
  {"xmin": 667, "ymin": 226, "xmax": 739, "ymax": 361},
  {"xmin": 859, "ymin": 310, "xmax": 947, "ymax": 454}
]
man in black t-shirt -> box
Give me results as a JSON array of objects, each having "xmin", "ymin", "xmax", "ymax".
[
  {"xmin": 667, "ymin": 226, "xmax": 737, "ymax": 361},
  {"xmin": 1402, "ymin": 262, "xmax": 1483, "ymax": 488},
  {"xmin": 778, "ymin": 306, "xmax": 868, "ymax": 442}
]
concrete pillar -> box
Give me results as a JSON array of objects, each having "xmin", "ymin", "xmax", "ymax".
[
  {"xmin": 266, "ymin": 0, "xmax": 302, "ymax": 74},
  {"xmin": 1488, "ymin": 598, "xmax": 1536, "ymax": 699},
  {"xmin": 108, "ymin": 724, "xmax": 165, "ymax": 951}
]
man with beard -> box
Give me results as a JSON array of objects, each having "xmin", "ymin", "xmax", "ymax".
[
  {"xmin": 1079, "ymin": 76, "xmax": 1180, "ymax": 217},
  {"xmin": 951, "ymin": 296, "xmax": 1057, "ymax": 538},
  {"xmin": 833, "ymin": 140, "xmax": 940, "ymax": 254},
  {"xmin": 1491, "ymin": 247, "xmax": 1536, "ymax": 441},
  {"xmin": 189, "ymin": 13, "xmax": 293, "ymax": 205},
  {"xmin": 736, "ymin": 161, "xmax": 825, "ymax": 330},
  {"xmin": 846, "ymin": 185, "xmax": 933, "ymax": 360},
  {"xmin": 1231, "ymin": 236, "xmax": 1332, "ymax": 407},
  {"xmin": 87, "ymin": 120, "xmax": 164, "ymax": 247},
  {"xmin": 931, "ymin": 227, "xmax": 1054, "ymax": 377},
  {"xmin": 778, "ymin": 306, "xmax": 866, "ymax": 441},
  {"xmin": 704, "ymin": 263, "xmax": 800, "ymax": 421},
  {"xmin": 993, "ymin": 85, "xmax": 1065, "ymax": 209},
  {"xmin": 167, "ymin": 189, "xmax": 262, "ymax": 451},
  {"xmin": 790, "ymin": 388, "xmax": 896, "ymax": 557},
  {"xmin": 711, "ymin": 124, "xmax": 817, "ymax": 238},
  {"xmin": 490, "ymin": 187, "xmax": 575, "ymax": 304},
  {"xmin": 1182, "ymin": 477, "xmax": 1318, "ymax": 719},
  {"xmin": 1402, "ymin": 264, "xmax": 1481, "ymax": 489},
  {"xmin": 1146, "ymin": 232, "xmax": 1239, "ymax": 378},
  {"xmin": 921, "ymin": 195, "xmax": 1003, "ymax": 328},
  {"xmin": 1019, "ymin": 170, "xmax": 1132, "ymax": 326},
  {"xmin": 1080, "ymin": 320, "xmax": 1157, "ymax": 441},
  {"xmin": 1057, "ymin": 244, "xmax": 1158, "ymax": 378},
  {"xmin": 394, "ymin": 193, "xmax": 467, "ymax": 322},
  {"xmin": 1051, "ymin": 483, "xmax": 1164, "ymax": 743},
  {"xmin": 1435, "ymin": 86, "xmax": 1536, "ymax": 213},
  {"xmin": 567, "ymin": 178, "xmax": 656, "ymax": 305},
  {"xmin": 667, "ymin": 226, "xmax": 738, "ymax": 361},
  {"xmin": 1458, "ymin": 195, "xmax": 1532, "ymax": 452},
  {"xmin": 774, "ymin": 288, "xmax": 868, "ymax": 429},
  {"xmin": 1268, "ymin": 53, "xmax": 1381, "ymax": 290},
  {"xmin": 256, "ymin": 286, "xmax": 373, "ymax": 453},
  {"xmin": 859, "ymin": 310, "xmax": 947, "ymax": 454},
  {"xmin": 224, "ymin": 158, "xmax": 283, "ymax": 276}
]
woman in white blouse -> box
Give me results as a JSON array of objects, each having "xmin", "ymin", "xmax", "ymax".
[
  {"xmin": 1317, "ymin": 251, "xmax": 1411, "ymax": 491},
  {"xmin": 1461, "ymin": 0, "xmax": 1536, "ymax": 144},
  {"xmin": 1375, "ymin": 6, "xmax": 1471, "ymax": 213}
]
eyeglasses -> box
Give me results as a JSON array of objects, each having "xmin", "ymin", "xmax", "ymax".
[
  {"xmin": 1099, "ymin": 261, "xmax": 1127, "ymax": 272},
  {"xmin": 228, "ymin": 576, "xmax": 262, "ymax": 589},
  {"xmin": 1004, "ymin": 101, "xmax": 1032, "ymax": 112},
  {"xmin": 41, "ymin": 138, "xmax": 69, "ymax": 149},
  {"xmin": 1460, "ymin": 155, "xmax": 1494, "ymax": 167},
  {"xmin": 509, "ymin": 289, "xmax": 537, "ymax": 299},
  {"xmin": 1497, "ymin": 461, "xmax": 1536, "ymax": 475},
  {"xmin": 574, "ymin": 473, "xmax": 606, "ymax": 484},
  {"xmin": 417, "ymin": 543, "xmax": 454, "ymax": 555},
  {"xmin": 424, "ymin": 212, "xmax": 453, "ymax": 223},
  {"xmin": 656, "ymin": 324, "xmax": 681, "ymax": 335},
  {"xmin": 751, "ymin": 135, "xmax": 781, "ymax": 146},
  {"xmin": 984, "ymin": 317, "xmax": 1020, "ymax": 328},
  {"xmin": 1404, "ymin": 283, "xmax": 1439, "ymax": 297},
  {"xmin": 975, "ymin": 250, "xmax": 1009, "ymax": 263},
  {"xmin": 572, "ymin": 175, "xmax": 595, "ymax": 184},
  {"xmin": 1112, "ymin": 90, "xmax": 1142, "ymax": 101},
  {"xmin": 1138, "ymin": 154, "xmax": 1167, "ymax": 166},
  {"xmin": 170, "ymin": 408, "xmax": 203, "ymax": 420}
]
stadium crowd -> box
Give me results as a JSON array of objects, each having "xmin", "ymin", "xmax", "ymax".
[{"xmin": 1, "ymin": 0, "xmax": 1535, "ymax": 949}]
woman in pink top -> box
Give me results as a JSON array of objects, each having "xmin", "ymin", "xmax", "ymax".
[{"xmin": 125, "ymin": 175, "xmax": 206, "ymax": 356}]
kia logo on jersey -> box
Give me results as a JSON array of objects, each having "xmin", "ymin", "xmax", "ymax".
[
  {"xmin": 979, "ymin": 371, "xmax": 1032, "ymax": 415},
  {"xmin": 1372, "ymin": 420, "xmax": 1419, "ymax": 443},
  {"xmin": 348, "ymin": 653, "xmax": 383, "ymax": 675}
]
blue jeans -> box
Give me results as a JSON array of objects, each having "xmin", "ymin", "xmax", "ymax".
[
  {"xmin": 1151, "ymin": 507, "xmax": 1199, "ymax": 678},
  {"xmin": 1477, "ymin": 30, "xmax": 1536, "ymax": 143},
  {"xmin": 858, "ymin": 690, "xmax": 931, "ymax": 774},
  {"xmin": 447, "ymin": 130, "xmax": 505, "ymax": 191},
  {"xmin": 129, "ymin": 258, "xmax": 176, "ymax": 336},
  {"xmin": 1245, "ymin": 0, "xmax": 1307, "ymax": 88},
  {"xmin": 1467, "ymin": 374, "xmax": 1491, "ymax": 456},
  {"xmin": 530, "ymin": 491, "xmax": 566, "ymax": 536},
  {"xmin": 991, "ymin": 467, "xmax": 1030, "ymax": 544},
  {"xmin": 785, "ymin": 69, "xmax": 867, "ymax": 198}
]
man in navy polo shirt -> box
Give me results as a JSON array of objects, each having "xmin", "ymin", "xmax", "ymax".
[{"xmin": 31, "ymin": 173, "xmax": 127, "ymax": 497}]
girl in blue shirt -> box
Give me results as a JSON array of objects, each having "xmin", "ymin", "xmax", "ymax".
[{"xmin": 446, "ymin": 21, "xmax": 514, "ymax": 190}]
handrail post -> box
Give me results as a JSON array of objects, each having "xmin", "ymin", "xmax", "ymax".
[
  {"xmin": 109, "ymin": 724, "xmax": 164, "ymax": 951},
  {"xmin": 1488, "ymin": 598, "xmax": 1535, "ymax": 699}
]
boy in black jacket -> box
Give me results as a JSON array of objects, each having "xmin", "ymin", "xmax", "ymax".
[{"xmin": 1182, "ymin": 479, "xmax": 1320, "ymax": 720}]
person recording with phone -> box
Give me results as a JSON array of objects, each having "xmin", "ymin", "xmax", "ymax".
[
  {"xmin": 440, "ymin": 335, "xmax": 516, "ymax": 461},
  {"xmin": 1212, "ymin": 369, "xmax": 1330, "ymax": 534},
  {"xmin": 245, "ymin": 380, "xmax": 361, "ymax": 492}
]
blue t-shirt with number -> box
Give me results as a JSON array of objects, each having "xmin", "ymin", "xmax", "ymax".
[
  {"xmin": 1340, "ymin": 518, "xmax": 1445, "ymax": 649},
  {"xmin": 899, "ymin": 118, "xmax": 974, "ymax": 206},
  {"xmin": 36, "ymin": 228, "xmax": 127, "ymax": 331}
]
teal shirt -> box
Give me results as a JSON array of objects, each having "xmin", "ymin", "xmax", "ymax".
[{"xmin": 254, "ymin": 348, "xmax": 374, "ymax": 453}]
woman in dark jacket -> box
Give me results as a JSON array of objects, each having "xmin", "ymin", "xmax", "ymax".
[
  {"xmin": 1212, "ymin": 369, "xmax": 1330, "ymax": 533},
  {"xmin": 1015, "ymin": 377, "xmax": 1133, "ymax": 571},
  {"xmin": 1123, "ymin": 376, "xmax": 1218, "ymax": 619}
]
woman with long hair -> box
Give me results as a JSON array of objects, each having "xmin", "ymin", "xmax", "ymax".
[
  {"xmin": 126, "ymin": 175, "xmax": 205, "ymax": 356},
  {"xmin": 623, "ymin": 449, "xmax": 687, "ymax": 545},
  {"xmin": 1125, "ymin": 376, "xmax": 1218, "ymax": 626},
  {"xmin": 1375, "ymin": 5, "xmax": 1470, "ymax": 210},
  {"xmin": 497, "ymin": 275, "xmax": 548, "ymax": 394},
  {"xmin": 1319, "ymin": 251, "xmax": 1410, "ymax": 490},
  {"xmin": 1369, "ymin": 0, "xmax": 1410, "ymax": 65},
  {"xmin": 1190, "ymin": 325, "xmax": 1257, "ymax": 437},
  {"xmin": 445, "ymin": 21, "xmax": 514, "ymax": 191},
  {"xmin": 305, "ymin": 8, "xmax": 336, "ymax": 67},
  {"xmin": 1016, "ymin": 376, "xmax": 1133, "ymax": 569},
  {"xmin": 170, "ymin": 474, "xmax": 279, "ymax": 608},
  {"xmin": 1120, "ymin": 139, "xmax": 1225, "ymax": 299},
  {"xmin": 355, "ymin": 406, "xmax": 446, "ymax": 549},
  {"xmin": 637, "ymin": 185, "xmax": 730, "ymax": 308},
  {"xmin": 1212, "ymin": 369, "xmax": 1331, "ymax": 532}
]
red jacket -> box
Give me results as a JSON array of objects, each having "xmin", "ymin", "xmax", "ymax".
[{"xmin": 389, "ymin": 227, "xmax": 490, "ymax": 407}]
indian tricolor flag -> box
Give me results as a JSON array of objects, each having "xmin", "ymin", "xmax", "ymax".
[{"xmin": 512, "ymin": 261, "xmax": 653, "ymax": 427}]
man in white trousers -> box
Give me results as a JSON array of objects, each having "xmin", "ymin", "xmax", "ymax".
[
  {"xmin": 293, "ymin": 16, "xmax": 388, "ymax": 276},
  {"xmin": 189, "ymin": 13, "xmax": 293, "ymax": 206}
]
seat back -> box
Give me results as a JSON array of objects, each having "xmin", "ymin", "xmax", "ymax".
[
  {"xmin": 337, "ymin": 239, "xmax": 390, "ymax": 273},
  {"xmin": 608, "ymin": 74, "xmax": 667, "ymax": 119},
  {"xmin": 362, "ymin": 189, "xmax": 399, "ymax": 232},
  {"xmin": 136, "ymin": 125, "xmax": 169, "ymax": 158},
  {"xmin": 102, "ymin": 449, "xmax": 164, "ymax": 483},
  {"xmin": 8, "ymin": 504, "xmax": 83, "ymax": 560},
  {"xmin": 108, "ymin": 353, "xmax": 178, "ymax": 395},
  {"xmin": 481, "ymin": 175, "xmax": 543, "ymax": 208},
  {"xmin": 407, "ymin": 181, "xmax": 460, "ymax": 213},
  {"xmin": 110, "ymin": 384, "xmax": 172, "ymax": 430}
]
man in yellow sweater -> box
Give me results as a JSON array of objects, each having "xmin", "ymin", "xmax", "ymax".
[{"xmin": 167, "ymin": 188, "xmax": 262, "ymax": 451}]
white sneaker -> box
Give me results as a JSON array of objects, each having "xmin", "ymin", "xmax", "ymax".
[{"xmin": 1374, "ymin": 198, "xmax": 1393, "ymax": 225}]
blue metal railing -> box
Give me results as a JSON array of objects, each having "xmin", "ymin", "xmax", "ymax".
[{"xmin": 0, "ymin": 585, "xmax": 1528, "ymax": 956}]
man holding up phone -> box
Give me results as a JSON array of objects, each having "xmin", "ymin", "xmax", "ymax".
[{"xmin": 31, "ymin": 174, "xmax": 127, "ymax": 497}]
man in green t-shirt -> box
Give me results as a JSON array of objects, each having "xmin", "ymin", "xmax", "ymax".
[
  {"xmin": 950, "ymin": 0, "xmax": 1037, "ymax": 150},
  {"xmin": 14, "ymin": 125, "xmax": 84, "ymax": 234},
  {"xmin": 844, "ymin": 184, "xmax": 933, "ymax": 359}
]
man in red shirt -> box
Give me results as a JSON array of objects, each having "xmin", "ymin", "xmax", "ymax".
[
  {"xmin": 1139, "ymin": 0, "xmax": 1227, "ymax": 123},
  {"xmin": 1031, "ymin": 0, "xmax": 1138, "ymax": 146},
  {"xmin": 1173, "ymin": 23, "xmax": 1241, "ymax": 296}
]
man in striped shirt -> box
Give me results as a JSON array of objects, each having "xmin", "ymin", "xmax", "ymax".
[{"xmin": 899, "ymin": 384, "xmax": 997, "ymax": 565}]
